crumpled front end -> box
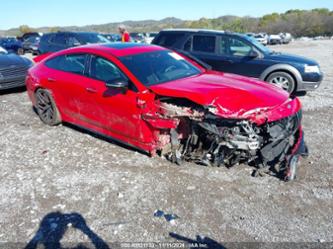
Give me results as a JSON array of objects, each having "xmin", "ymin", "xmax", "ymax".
[{"xmin": 144, "ymin": 96, "xmax": 308, "ymax": 181}]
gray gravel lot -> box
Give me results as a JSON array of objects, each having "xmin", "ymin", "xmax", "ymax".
[{"xmin": 0, "ymin": 40, "xmax": 332, "ymax": 246}]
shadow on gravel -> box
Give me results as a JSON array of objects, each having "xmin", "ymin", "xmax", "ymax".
[
  {"xmin": 0, "ymin": 86, "xmax": 26, "ymax": 95},
  {"xmin": 294, "ymin": 91, "xmax": 307, "ymax": 97},
  {"xmin": 169, "ymin": 232, "xmax": 225, "ymax": 249},
  {"xmin": 25, "ymin": 212, "xmax": 110, "ymax": 249},
  {"xmin": 64, "ymin": 122, "xmax": 149, "ymax": 156}
]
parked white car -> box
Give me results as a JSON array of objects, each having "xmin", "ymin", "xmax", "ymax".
[
  {"xmin": 144, "ymin": 32, "xmax": 158, "ymax": 44},
  {"xmin": 254, "ymin": 34, "xmax": 268, "ymax": 45},
  {"xmin": 299, "ymin": 37, "xmax": 311, "ymax": 42},
  {"xmin": 280, "ymin": 33, "xmax": 292, "ymax": 44},
  {"xmin": 268, "ymin": 35, "xmax": 282, "ymax": 45}
]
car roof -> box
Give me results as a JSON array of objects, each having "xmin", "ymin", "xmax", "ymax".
[
  {"xmin": 44, "ymin": 31, "xmax": 100, "ymax": 36},
  {"xmin": 161, "ymin": 28, "xmax": 226, "ymax": 34},
  {"xmin": 61, "ymin": 42, "xmax": 167, "ymax": 57}
]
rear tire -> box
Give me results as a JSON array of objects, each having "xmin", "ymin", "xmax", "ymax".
[
  {"xmin": 266, "ymin": 71, "xmax": 296, "ymax": 94},
  {"xmin": 35, "ymin": 89, "xmax": 61, "ymax": 126}
]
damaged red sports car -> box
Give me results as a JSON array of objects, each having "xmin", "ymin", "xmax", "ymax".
[{"xmin": 26, "ymin": 43, "xmax": 308, "ymax": 180}]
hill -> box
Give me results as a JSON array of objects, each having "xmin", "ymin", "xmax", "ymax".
[{"xmin": 1, "ymin": 9, "xmax": 333, "ymax": 37}]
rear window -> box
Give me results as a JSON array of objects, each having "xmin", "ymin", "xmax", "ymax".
[
  {"xmin": 153, "ymin": 33, "xmax": 185, "ymax": 47},
  {"xmin": 45, "ymin": 54, "xmax": 87, "ymax": 75},
  {"xmin": 193, "ymin": 35, "xmax": 216, "ymax": 53}
]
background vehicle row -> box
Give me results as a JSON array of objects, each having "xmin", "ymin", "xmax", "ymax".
[{"xmin": 152, "ymin": 29, "xmax": 323, "ymax": 94}]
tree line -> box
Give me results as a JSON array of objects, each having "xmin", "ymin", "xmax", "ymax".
[{"xmin": 183, "ymin": 8, "xmax": 333, "ymax": 37}]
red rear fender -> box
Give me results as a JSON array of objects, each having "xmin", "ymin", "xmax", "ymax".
[{"xmin": 33, "ymin": 52, "xmax": 53, "ymax": 63}]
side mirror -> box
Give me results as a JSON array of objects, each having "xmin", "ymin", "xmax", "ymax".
[
  {"xmin": 105, "ymin": 80, "xmax": 128, "ymax": 89},
  {"xmin": 248, "ymin": 50, "xmax": 259, "ymax": 58}
]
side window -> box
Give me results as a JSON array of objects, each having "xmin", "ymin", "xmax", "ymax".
[
  {"xmin": 193, "ymin": 35, "xmax": 216, "ymax": 53},
  {"xmin": 50, "ymin": 34, "xmax": 66, "ymax": 45},
  {"xmin": 227, "ymin": 37, "xmax": 252, "ymax": 57},
  {"xmin": 219, "ymin": 36, "xmax": 228, "ymax": 55},
  {"xmin": 67, "ymin": 36, "xmax": 80, "ymax": 46},
  {"xmin": 183, "ymin": 37, "xmax": 192, "ymax": 51},
  {"xmin": 45, "ymin": 54, "xmax": 87, "ymax": 75},
  {"xmin": 40, "ymin": 35, "xmax": 50, "ymax": 45},
  {"xmin": 90, "ymin": 57, "xmax": 126, "ymax": 83},
  {"xmin": 154, "ymin": 33, "xmax": 184, "ymax": 47}
]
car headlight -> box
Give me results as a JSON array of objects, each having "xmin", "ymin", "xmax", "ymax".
[{"xmin": 304, "ymin": 65, "xmax": 320, "ymax": 74}]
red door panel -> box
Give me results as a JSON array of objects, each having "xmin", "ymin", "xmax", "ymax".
[{"xmin": 76, "ymin": 78, "xmax": 143, "ymax": 142}]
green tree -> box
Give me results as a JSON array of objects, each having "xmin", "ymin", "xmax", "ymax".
[
  {"xmin": 19, "ymin": 25, "xmax": 33, "ymax": 34},
  {"xmin": 49, "ymin": 27, "xmax": 60, "ymax": 32}
]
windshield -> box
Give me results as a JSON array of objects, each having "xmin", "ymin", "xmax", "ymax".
[
  {"xmin": 0, "ymin": 46, "xmax": 8, "ymax": 54},
  {"xmin": 244, "ymin": 35, "xmax": 272, "ymax": 54},
  {"xmin": 26, "ymin": 36, "xmax": 40, "ymax": 43},
  {"xmin": 78, "ymin": 33, "xmax": 109, "ymax": 44},
  {"xmin": 120, "ymin": 50, "xmax": 201, "ymax": 86}
]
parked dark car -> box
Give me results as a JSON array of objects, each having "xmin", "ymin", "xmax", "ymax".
[
  {"xmin": 101, "ymin": 33, "xmax": 121, "ymax": 42},
  {"xmin": 17, "ymin": 32, "xmax": 41, "ymax": 42},
  {"xmin": 22, "ymin": 36, "xmax": 41, "ymax": 55},
  {"xmin": 0, "ymin": 47, "xmax": 32, "ymax": 90},
  {"xmin": 152, "ymin": 29, "xmax": 323, "ymax": 94},
  {"xmin": 0, "ymin": 37, "xmax": 23, "ymax": 54},
  {"xmin": 38, "ymin": 32, "xmax": 109, "ymax": 54},
  {"xmin": 130, "ymin": 33, "xmax": 145, "ymax": 43}
]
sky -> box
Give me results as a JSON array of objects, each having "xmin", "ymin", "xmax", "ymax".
[{"xmin": 1, "ymin": 0, "xmax": 333, "ymax": 30}]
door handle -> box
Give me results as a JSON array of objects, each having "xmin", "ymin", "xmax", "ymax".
[
  {"xmin": 86, "ymin": 87, "xmax": 97, "ymax": 93},
  {"xmin": 47, "ymin": 78, "xmax": 56, "ymax": 82}
]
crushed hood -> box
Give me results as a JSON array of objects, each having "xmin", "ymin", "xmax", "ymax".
[{"xmin": 150, "ymin": 71, "xmax": 301, "ymax": 124}]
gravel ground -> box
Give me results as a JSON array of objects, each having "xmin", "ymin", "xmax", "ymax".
[{"xmin": 0, "ymin": 40, "xmax": 332, "ymax": 247}]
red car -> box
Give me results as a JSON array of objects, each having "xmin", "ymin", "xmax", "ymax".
[{"xmin": 26, "ymin": 43, "xmax": 308, "ymax": 180}]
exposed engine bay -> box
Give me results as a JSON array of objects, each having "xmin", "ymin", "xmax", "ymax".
[{"xmin": 152, "ymin": 97, "xmax": 308, "ymax": 181}]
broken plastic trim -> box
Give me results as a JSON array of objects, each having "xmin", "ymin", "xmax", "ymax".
[{"xmin": 152, "ymin": 98, "xmax": 306, "ymax": 181}]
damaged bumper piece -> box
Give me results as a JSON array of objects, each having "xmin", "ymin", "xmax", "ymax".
[{"xmin": 145, "ymin": 98, "xmax": 308, "ymax": 181}]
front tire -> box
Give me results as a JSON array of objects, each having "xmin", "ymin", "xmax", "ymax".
[
  {"xmin": 35, "ymin": 89, "xmax": 61, "ymax": 126},
  {"xmin": 266, "ymin": 71, "xmax": 296, "ymax": 94}
]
